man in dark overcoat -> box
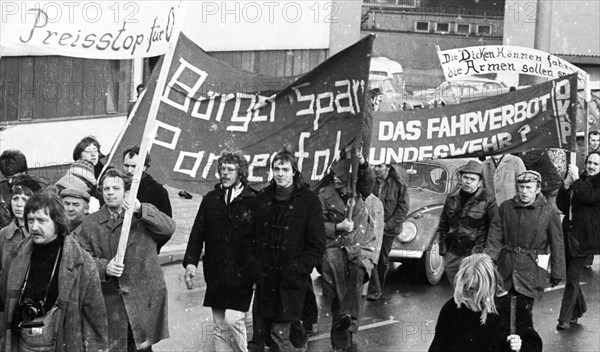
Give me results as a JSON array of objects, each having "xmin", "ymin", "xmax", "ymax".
[
  {"xmin": 77, "ymin": 169, "xmax": 175, "ymax": 352},
  {"xmin": 556, "ymin": 152, "xmax": 600, "ymax": 329},
  {"xmin": 247, "ymin": 148, "xmax": 325, "ymax": 352},
  {"xmin": 487, "ymin": 170, "xmax": 565, "ymax": 313},
  {"xmin": 183, "ymin": 151, "xmax": 256, "ymax": 351},
  {"xmin": 122, "ymin": 146, "xmax": 172, "ymax": 253}
]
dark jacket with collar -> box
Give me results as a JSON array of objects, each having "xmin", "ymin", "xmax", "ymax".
[
  {"xmin": 183, "ymin": 183, "xmax": 257, "ymax": 312},
  {"xmin": 374, "ymin": 171, "xmax": 409, "ymax": 237},
  {"xmin": 138, "ymin": 172, "xmax": 172, "ymax": 253},
  {"xmin": 0, "ymin": 235, "xmax": 108, "ymax": 352},
  {"xmin": 487, "ymin": 194, "xmax": 565, "ymax": 300},
  {"xmin": 556, "ymin": 172, "xmax": 600, "ymax": 256},
  {"xmin": 437, "ymin": 187, "xmax": 498, "ymax": 257},
  {"xmin": 249, "ymin": 182, "xmax": 325, "ymax": 321},
  {"xmin": 76, "ymin": 203, "xmax": 175, "ymax": 350}
]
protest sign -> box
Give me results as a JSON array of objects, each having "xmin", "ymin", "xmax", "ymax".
[
  {"xmin": 109, "ymin": 33, "xmax": 374, "ymax": 194},
  {"xmin": 369, "ymin": 74, "xmax": 578, "ymax": 164},
  {"xmin": 0, "ymin": 1, "xmax": 181, "ymax": 59},
  {"xmin": 436, "ymin": 45, "xmax": 587, "ymax": 87}
]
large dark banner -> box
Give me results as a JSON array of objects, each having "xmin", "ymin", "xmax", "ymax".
[
  {"xmin": 369, "ymin": 74, "xmax": 578, "ymax": 164},
  {"xmin": 111, "ymin": 34, "xmax": 374, "ymax": 193}
]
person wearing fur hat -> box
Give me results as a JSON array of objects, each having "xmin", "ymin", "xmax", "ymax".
[
  {"xmin": 437, "ymin": 160, "xmax": 499, "ymax": 287},
  {"xmin": 318, "ymin": 153, "xmax": 382, "ymax": 351},
  {"xmin": 486, "ymin": 170, "xmax": 565, "ymax": 316}
]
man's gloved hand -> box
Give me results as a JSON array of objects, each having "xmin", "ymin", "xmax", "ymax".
[
  {"xmin": 185, "ymin": 264, "xmax": 197, "ymax": 290},
  {"xmin": 550, "ymin": 278, "xmax": 561, "ymax": 287}
]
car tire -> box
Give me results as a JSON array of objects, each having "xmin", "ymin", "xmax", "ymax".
[{"xmin": 417, "ymin": 238, "xmax": 444, "ymax": 285}]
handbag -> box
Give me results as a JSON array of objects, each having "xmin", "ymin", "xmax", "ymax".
[{"xmin": 17, "ymin": 306, "xmax": 60, "ymax": 352}]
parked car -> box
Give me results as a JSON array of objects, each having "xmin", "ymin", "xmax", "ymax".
[
  {"xmin": 388, "ymin": 158, "xmax": 473, "ymax": 285},
  {"xmin": 368, "ymin": 75, "xmax": 427, "ymax": 111},
  {"xmin": 412, "ymin": 78, "xmax": 510, "ymax": 106}
]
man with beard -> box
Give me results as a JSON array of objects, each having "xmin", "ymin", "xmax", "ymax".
[
  {"xmin": 247, "ymin": 148, "xmax": 325, "ymax": 352},
  {"xmin": 556, "ymin": 152, "xmax": 600, "ymax": 329},
  {"xmin": 60, "ymin": 188, "xmax": 90, "ymax": 236},
  {"xmin": 487, "ymin": 170, "xmax": 565, "ymax": 313},
  {"xmin": 437, "ymin": 160, "xmax": 498, "ymax": 287},
  {"xmin": 183, "ymin": 151, "xmax": 256, "ymax": 351}
]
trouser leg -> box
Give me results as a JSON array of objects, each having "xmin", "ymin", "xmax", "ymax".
[
  {"xmin": 558, "ymin": 256, "xmax": 587, "ymax": 323},
  {"xmin": 443, "ymin": 252, "xmax": 463, "ymax": 288},
  {"xmin": 270, "ymin": 321, "xmax": 305, "ymax": 352},
  {"xmin": 377, "ymin": 236, "xmax": 395, "ymax": 292}
]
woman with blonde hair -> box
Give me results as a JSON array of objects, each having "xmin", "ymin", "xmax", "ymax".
[{"xmin": 429, "ymin": 253, "xmax": 542, "ymax": 352}]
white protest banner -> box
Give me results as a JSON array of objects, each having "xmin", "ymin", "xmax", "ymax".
[
  {"xmin": 436, "ymin": 45, "xmax": 587, "ymax": 88},
  {"xmin": 1, "ymin": 1, "xmax": 181, "ymax": 59}
]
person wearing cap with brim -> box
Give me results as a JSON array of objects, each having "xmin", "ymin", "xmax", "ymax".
[
  {"xmin": 436, "ymin": 160, "xmax": 499, "ymax": 287},
  {"xmin": 60, "ymin": 188, "xmax": 90, "ymax": 237},
  {"xmin": 486, "ymin": 170, "xmax": 565, "ymax": 317}
]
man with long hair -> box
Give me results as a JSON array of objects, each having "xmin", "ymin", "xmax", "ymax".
[
  {"xmin": 247, "ymin": 148, "xmax": 325, "ymax": 352},
  {"xmin": 183, "ymin": 151, "xmax": 256, "ymax": 351},
  {"xmin": 0, "ymin": 191, "xmax": 108, "ymax": 351}
]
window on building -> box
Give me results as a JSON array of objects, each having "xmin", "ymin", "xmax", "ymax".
[
  {"xmin": 415, "ymin": 21, "xmax": 430, "ymax": 32},
  {"xmin": 456, "ymin": 23, "xmax": 470, "ymax": 34},
  {"xmin": 476, "ymin": 24, "xmax": 492, "ymax": 35},
  {"xmin": 435, "ymin": 23, "xmax": 450, "ymax": 33},
  {"xmin": 1, "ymin": 57, "xmax": 132, "ymax": 123}
]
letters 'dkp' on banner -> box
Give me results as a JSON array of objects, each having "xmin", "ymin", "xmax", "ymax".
[
  {"xmin": 436, "ymin": 45, "xmax": 587, "ymax": 87},
  {"xmin": 110, "ymin": 34, "xmax": 374, "ymax": 193},
  {"xmin": 0, "ymin": 1, "xmax": 181, "ymax": 59},
  {"xmin": 370, "ymin": 73, "xmax": 578, "ymax": 164}
]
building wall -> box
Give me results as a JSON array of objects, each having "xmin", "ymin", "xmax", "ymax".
[{"xmin": 361, "ymin": 8, "xmax": 503, "ymax": 89}]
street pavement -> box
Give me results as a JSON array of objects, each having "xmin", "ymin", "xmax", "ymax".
[
  {"xmin": 155, "ymin": 258, "xmax": 600, "ymax": 352},
  {"xmin": 156, "ymin": 186, "xmax": 600, "ymax": 352}
]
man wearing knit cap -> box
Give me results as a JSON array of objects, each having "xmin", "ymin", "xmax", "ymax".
[
  {"xmin": 487, "ymin": 170, "xmax": 565, "ymax": 313},
  {"xmin": 436, "ymin": 160, "xmax": 499, "ymax": 287},
  {"xmin": 60, "ymin": 188, "xmax": 90, "ymax": 236}
]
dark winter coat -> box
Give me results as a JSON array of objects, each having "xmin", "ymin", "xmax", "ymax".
[
  {"xmin": 137, "ymin": 172, "xmax": 173, "ymax": 253},
  {"xmin": 556, "ymin": 172, "xmax": 600, "ymax": 256},
  {"xmin": 249, "ymin": 183, "xmax": 325, "ymax": 321},
  {"xmin": 76, "ymin": 204, "xmax": 175, "ymax": 351},
  {"xmin": 487, "ymin": 194, "xmax": 565, "ymax": 300},
  {"xmin": 182, "ymin": 184, "xmax": 256, "ymax": 312},
  {"xmin": 437, "ymin": 187, "xmax": 499, "ymax": 257},
  {"xmin": 373, "ymin": 171, "xmax": 409, "ymax": 237},
  {"xmin": 429, "ymin": 295, "xmax": 542, "ymax": 352},
  {"xmin": 1, "ymin": 236, "xmax": 108, "ymax": 352}
]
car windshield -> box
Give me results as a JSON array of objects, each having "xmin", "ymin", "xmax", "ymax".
[{"xmin": 396, "ymin": 163, "xmax": 448, "ymax": 193}]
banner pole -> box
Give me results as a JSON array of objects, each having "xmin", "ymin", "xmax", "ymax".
[{"xmin": 114, "ymin": 1, "xmax": 186, "ymax": 265}]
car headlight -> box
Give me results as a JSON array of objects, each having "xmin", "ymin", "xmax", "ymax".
[{"xmin": 397, "ymin": 221, "xmax": 417, "ymax": 243}]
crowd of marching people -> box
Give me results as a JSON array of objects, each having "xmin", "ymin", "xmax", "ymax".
[{"xmin": 0, "ymin": 113, "xmax": 598, "ymax": 352}]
